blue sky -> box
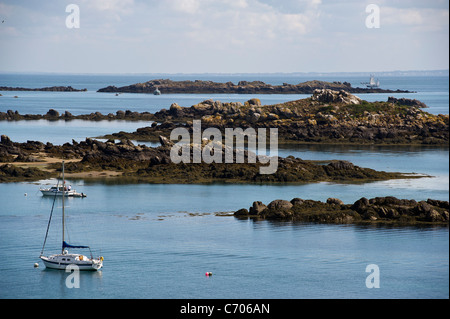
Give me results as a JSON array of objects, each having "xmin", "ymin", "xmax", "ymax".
[{"xmin": 0, "ymin": 0, "xmax": 448, "ymax": 73}]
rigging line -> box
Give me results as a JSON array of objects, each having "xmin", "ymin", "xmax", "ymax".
[
  {"xmin": 65, "ymin": 211, "xmax": 71, "ymax": 245},
  {"xmin": 39, "ymin": 179, "xmax": 60, "ymax": 256}
]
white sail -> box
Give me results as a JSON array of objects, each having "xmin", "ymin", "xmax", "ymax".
[{"xmin": 363, "ymin": 74, "xmax": 380, "ymax": 88}]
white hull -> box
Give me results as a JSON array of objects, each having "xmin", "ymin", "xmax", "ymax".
[
  {"xmin": 40, "ymin": 189, "xmax": 86, "ymax": 197},
  {"xmin": 40, "ymin": 254, "xmax": 103, "ymax": 271}
]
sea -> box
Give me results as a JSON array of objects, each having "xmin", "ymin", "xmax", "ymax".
[{"xmin": 0, "ymin": 73, "xmax": 448, "ymax": 300}]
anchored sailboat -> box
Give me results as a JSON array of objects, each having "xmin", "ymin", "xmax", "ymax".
[
  {"xmin": 361, "ymin": 74, "xmax": 380, "ymax": 88},
  {"xmin": 40, "ymin": 184, "xmax": 86, "ymax": 197},
  {"xmin": 39, "ymin": 161, "xmax": 103, "ymax": 271}
]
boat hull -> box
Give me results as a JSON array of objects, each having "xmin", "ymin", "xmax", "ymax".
[
  {"xmin": 40, "ymin": 190, "xmax": 86, "ymax": 197},
  {"xmin": 40, "ymin": 255, "xmax": 103, "ymax": 271}
]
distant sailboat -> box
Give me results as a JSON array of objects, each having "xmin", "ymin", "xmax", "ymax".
[
  {"xmin": 361, "ymin": 74, "xmax": 380, "ymax": 88},
  {"xmin": 40, "ymin": 184, "xmax": 86, "ymax": 197},
  {"xmin": 39, "ymin": 161, "xmax": 103, "ymax": 271}
]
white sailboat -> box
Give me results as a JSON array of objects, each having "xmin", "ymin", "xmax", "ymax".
[
  {"xmin": 361, "ymin": 74, "xmax": 380, "ymax": 88},
  {"xmin": 39, "ymin": 161, "xmax": 103, "ymax": 271},
  {"xmin": 40, "ymin": 185, "xmax": 86, "ymax": 197}
]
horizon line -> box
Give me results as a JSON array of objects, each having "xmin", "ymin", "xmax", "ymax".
[{"xmin": 0, "ymin": 69, "xmax": 448, "ymax": 76}]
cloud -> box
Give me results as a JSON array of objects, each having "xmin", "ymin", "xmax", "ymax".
[
  {"xmin": 171, "ymin": 0, "xmax": 201, "ymax": 14},
  {"xmin": 84, "ymin": 0, "xmax": 134, "ymax": 12},
  {"xmin": 81, "ymin": 0, "xmax": 135, "ymax": 21},
  {"xmin": 0, "ymin": 26, "xmax": 20, "ymax": 36},
  {"xmin": 382, "ymin": 7, "xmax": 424, "ymax": 25},
  {"xmin": 0, "ymin": 0, "xmax": 448, "ymax": 73},
  {"xmin": 0, "ymin": 2, "xmax": 14, "ymax": 16},
  {"xmin": 255, "ymin": 0, "xmax": 321, "ymax": 14},
  {"xmin": 160, "ymin": 0, "xmax": 321, "ymax": 46},
  {"xmin": 381, "ymin": 6, "xmax": 449, "ymax": 31}
]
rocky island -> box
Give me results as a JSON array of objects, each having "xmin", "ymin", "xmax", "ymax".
[
  {"xmin": 2, "ymin": 90, "xmax": 446, "ymax": 145},
  {"xmin": 234, "ymin": 196, "xmax": 449, "ymax": 224},
  {"xmin": 102, "ymin": 90, "xmax": 448, "ymax": 145},
  {"xmin": 0, "ymin": 86, "xmax": 87, "ymax": 92},
  {"xmin": 0, "ymin": 134, "xmax": 423, "ymax": 183},
  {"xmin": 97, "ymin": 79, "xmax": 413, "ymax": 94},
  {"xmin": 1, "ymin": 86, "xmax": 447, "ymax": 225},
  {"xmin": 0, "ymin": 108, "xmax": 154, "ymax": 121}
]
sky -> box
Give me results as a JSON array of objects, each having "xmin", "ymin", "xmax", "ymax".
[{"xmin": 0, "ymin": 0, "xmax": 448, "ymax": 74}]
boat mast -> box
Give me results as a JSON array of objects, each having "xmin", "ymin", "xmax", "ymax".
[{"xmin": 62, "ymin": 161, "xmax": 65, "ymax": 253}]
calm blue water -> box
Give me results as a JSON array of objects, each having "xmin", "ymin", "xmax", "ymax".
[
  {"xmin": 0, "ymin": 74, "xmax": 448, "ymax": 299},
  {"xmin": 0, "ymin": 183, "xmax": 448, "ymax": 299},
  {"xmin": 0, "ymin": 119, "xmax": 153, "ymax": 145}
]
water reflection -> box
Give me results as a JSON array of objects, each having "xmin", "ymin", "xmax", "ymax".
[
  {"xmin": 235, "ymin": 215, "xmax": 449, "ymax": 231},
  {"xmin": 38, "ymin": 267, "xmax": 103, "ymax": 298},
  {"xmin": 278, "ymin": 143, "xmax": 449, "ymax": 156},
  {"xmin": 0, "ymin": 119, "xmax": 152, "ymax": 145}
]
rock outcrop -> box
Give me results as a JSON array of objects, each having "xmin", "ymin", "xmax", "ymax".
[
  {"xmin": 311, "ymin": 89, "xmax": 362, "ymax": 105},
  {"xmin": 102, "ymin": 95, "xmax": 449, "ymax": 145},
  {"xmin": 97, "ymin": 79, "xmax": 413, "ymax": 94},
  {"xmin": 0, "ymin": 135, "xmax": 418, "ymax": 184},
  {"xmin": 0, "ymin": 109, "xmax": 155, "ymax": 121},
  {"xmin": 0, "ymin": 86, "xmax": 87, "ymax": 92},
  {"xmin": 235, "ymin": 196, "xmax": 449, "ymax": 224},
  {"xmin": 0, "ymin": 163, "xmax": 51, "ymax": 182},
  {"xmin": 387, "ymin": 96, "xmax": 428, "ymax": 108},
  {"xmin": 2, "ymin": 93, "xmax": 448, "ymax": 145}
]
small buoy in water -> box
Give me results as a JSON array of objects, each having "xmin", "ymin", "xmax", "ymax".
[
  {"xmin": 34, "ymin": 263, "xmax": 39, "ymax": 268},
  {"xmin": 24, "ymin": 193, "xmax": 27, "ymax": 196},
  {"xmin": 205, "ymin": 272, "xmax": 213, "ymax": 277}
]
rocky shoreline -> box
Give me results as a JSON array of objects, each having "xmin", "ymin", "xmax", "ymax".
[
  {"xmin": 1, "ymin": 90, "xmax": 447, "ymax": 146},
  {"xmin": 97, "ymin": 79, "xmax": 414, "ymax": 94},
  {"xmin": 0, "ymin": 86, "xmax": 87, "ymax": 92},
  {"xmin": 234, "ymin": 196, "xmax": 449, "ymax": 225},
  {"xmin": 0, "ymin": 134, "xmax": 422, "ymax": 183},
  {"xmin": 103, "ymin": 90, "xmax": 448, "ymax": 145},
  {"xmin": 0, "ymin": 108, "xmax": 154, "ymax": 121},
  {"xmin": 1, "ymin": 81, "xmax": 448, "ymax": 227},
  {"xmin": 1, "ymin": 132, "xmax": 447, "ymax": 225}
]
